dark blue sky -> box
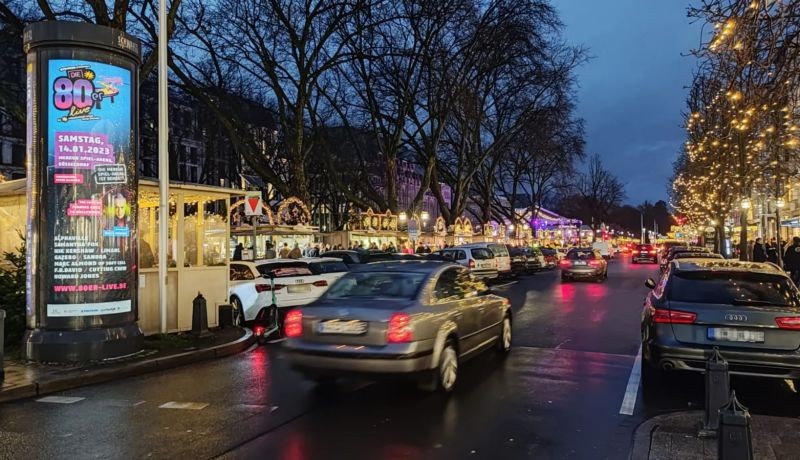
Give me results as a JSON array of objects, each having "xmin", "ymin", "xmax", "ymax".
[{"xmin": 557, "ymin": 1, "xmax": 702, "ymax": 205}]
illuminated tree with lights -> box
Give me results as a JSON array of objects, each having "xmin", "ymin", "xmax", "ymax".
[{"xmin": 673, "ymin": 0, "xmax": 800, "ymax": 259}]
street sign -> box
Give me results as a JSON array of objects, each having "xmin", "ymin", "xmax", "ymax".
[{"xmin": 244, "ymin": 192, "xmax": 262, "ymax": 216}]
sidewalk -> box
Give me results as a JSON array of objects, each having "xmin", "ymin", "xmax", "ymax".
[
  {"xmin": 0, "ymin": 326, "xmax": 254, "ymax": 403},
  {"xmin": 631, "ymin": 410, "xmax": 800, "ymax": 460}
]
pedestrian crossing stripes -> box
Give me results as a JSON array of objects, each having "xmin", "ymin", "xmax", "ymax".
[
  {"xmin": 36, "ymin": 396, "xmax": 85, "ymax": 404},
  {"xmin": 159, "ymin": 401, "xmax": 209, "ymax": 410}
]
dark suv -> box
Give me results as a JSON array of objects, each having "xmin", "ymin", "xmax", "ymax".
[
  {"xmin": 631, "ymin": 244, "xmax": 657, "ymax": 264},
  {"xmin": 641, "ymin": 259, "xmax": 800, "ymax": 385}
]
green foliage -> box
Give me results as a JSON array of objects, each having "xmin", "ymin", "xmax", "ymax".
[{"xmin": 0, "ymin": 243, "xmax": 26, "ymax": 349}]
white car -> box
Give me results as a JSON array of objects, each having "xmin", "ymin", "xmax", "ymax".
[
  {"xmin": 228, "ymin": 260, "xmax": 334, "ymax": 325},
  {"xmin": 437, "ymin": 247, "xmax": 499, "ymax": 280},
  {"xmin": 459, "ymin": 243, "xmax": 512, "ymax": 278},
  {"xmin": 592, "ymin": 241, "xmax": 611, "ymax": 259}
]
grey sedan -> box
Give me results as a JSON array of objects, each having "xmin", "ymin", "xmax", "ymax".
[{"xmin": 282, "ymin": 261, "xmax": 512, "ymax": 393}]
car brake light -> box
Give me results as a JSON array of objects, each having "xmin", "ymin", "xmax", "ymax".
[
  {"xmin": 387, "ymin": 312, "xmax": 413, "ymax": 343},
  {"xmin": 652, "ymin": 308, "xmax": 696, "ymax": 324},
  {"xmin": 588, "ymin": 260, "xmax": 601, "ymax": 267},
  {"xmin": 312, "ymin": 280, "xmax": 328, "ymax": 287},
  {"xmin": 650, "ymin": 250, "xmax": 657, "ymax": 254},
  {"xmin": 254, "ymin": 326, "xmax": 265, "ymax": 336},
  {"xmin": 469, "ymin": 259, "xmax": 475, "ymax": 269},
  {"xmin": 284, "ymin": 310, "xmax": 303, "ymax": 337},
  {"xmin": 560, "ymin": 260, "xmax": 571, "ymax": 267},
  {"xmin": 776, "ymin": 317, "xmax": 800, "ymax": 330},
  {"xmin": 255, "ymin": 284, "xmax": 285, "ymax": 292}
]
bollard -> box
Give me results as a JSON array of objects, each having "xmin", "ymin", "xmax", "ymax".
[
  {"xmin": 191, "ymin": 293, "xmax": 212, "ymax": 338},
  {"xmin": 0, "ymin": 309, "xmax": 5, "ymax": 381},
  {"xmin": 218, "ymin": 304, "xmax": 233, "ymax": 328},
  {"xmin": 718, "ymin": 391, "xmax": 753, "ymax": 460},
  {"xmin": 700, "ymin": 347, "xmax": 730, "ymax": 436}
]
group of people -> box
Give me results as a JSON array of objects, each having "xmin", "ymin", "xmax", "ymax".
[
  {"xmin": 745, "ymin": 236, "xmax": 800, "ymax": 284},
  {"xmin": 232, "ymin": 241, "xmax": 330, "ymax": 261}
]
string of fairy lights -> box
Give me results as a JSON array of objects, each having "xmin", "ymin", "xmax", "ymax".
[{"xmin": 672, "ymin": 0, "xmax": 800, "ymax": 231}]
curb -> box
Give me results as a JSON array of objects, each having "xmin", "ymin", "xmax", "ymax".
[
  {"xmin": 0, "ymin": 328, "xmax": 254, "ymax": 403},
  {"xmin": 629, "ymin": 411, "xmax": 703, "ymax": 460}
]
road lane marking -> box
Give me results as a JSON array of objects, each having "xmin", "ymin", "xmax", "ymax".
[
  {"xmin": 159, "ymin": 401, "xmax": 209, "ymax": 410},
  {"xmin": 36, "ymin": 396, "xmax": 85, "ymax": 404},
  {"xmin": 619, "ymin": 345, "xmax": 642, "ymax": 416}
]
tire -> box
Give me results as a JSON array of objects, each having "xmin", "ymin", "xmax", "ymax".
[
  {"xmin": 230, "ymin": 297, "xmax": 244, "ymax": 327},
  {"xmin": 419, "ymin": 340, "xmax": 459, "ymax": 393},
  {"xmin": 496, "ymin": 315, "xmax": 512, "ymax": 354}
]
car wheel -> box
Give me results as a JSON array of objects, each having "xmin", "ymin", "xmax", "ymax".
[
  {"xmin": 420, "ymin": 340, "xmax": 459, "ymax": 393},
  {"xmin": 231, "ymin": 297, "xmax": 244, "ymax": 327},
  {"xmin": 496, "ymin": 315, "xmax": 512, "ymax": 354}
]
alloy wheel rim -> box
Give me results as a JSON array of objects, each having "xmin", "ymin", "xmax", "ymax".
[
  {"xmin": 441, "ymin": 348, "xmax": 458, "ymax": 390},
  {"xmin": 503, "ymin": 319, "xmax": 511, "ymax": 349}
]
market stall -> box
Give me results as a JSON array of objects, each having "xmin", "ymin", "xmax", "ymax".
[
  {"xmin": 0, "ymin": 178, "xmax": 239, "ymax": 335},
  {"xmin": 230, "ymin": 196, "xmax": 320, "ymax": 259},
  {"xmin": 324, "ymin": 208, "xmax": 402, "ymax": 250}
]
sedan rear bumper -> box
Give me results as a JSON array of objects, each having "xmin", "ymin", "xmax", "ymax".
[
  {"xmin": 562, "ymin": 268, "xmax": 603, "ymax": 278},
  {"xmin": 645, "ymin": 338, "xmax": 800, "ymax": 379},
  {"xmin": 283, "ymin": 340, "xmax": 436, "ymax": 376}
]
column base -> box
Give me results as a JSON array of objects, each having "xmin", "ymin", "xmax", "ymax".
[{"xmin": 22, "ymin": 324, "xmax": 144, "ymax": 363}]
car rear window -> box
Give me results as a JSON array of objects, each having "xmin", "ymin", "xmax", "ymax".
[
  {"xmin": 324, "ymin": 271, "xmax": 425, "ymax": 300},
  {"xmin": 471, "ymin": 248, "xmax": 494, "ymax": 260},
  {"xmin": 636, "ymin": 245, "xmax": 653, "ymax": 251},
  {"xmin": 668, "ymin": 272, "xmax": 800, "ymax": 306},
  {"xmin": 673, "ymin": 252, "xmax": 721, "ymax": 260},
  {"xmin": 308, "ymin": 261, "xmax": 349, "ymax": 274},
  {"xmin": 256, "ymin": 263, "xmax": 314, "ymax": 278},
  {"xmin": 566, "ymin": 250, "xmax": 595, "ymax": 260},
  {"xmin": 488, "ymin": 244, "xmax": 509, "ymax": 257}
]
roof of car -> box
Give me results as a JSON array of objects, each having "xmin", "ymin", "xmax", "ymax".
[
  {"xmin": 355, "ymin": 260, "xmax": 454, "ymax": 272},
  {"xmin": 673, "ymin": 252, "xmax": 723, "ymax": 259},
  {"xmin": 672, "ymin": 258, "xmax": 785, "ymax": 274},
  {"xmin": 301, "ymin": 257, "xmax": 344, "ymax": 263}
]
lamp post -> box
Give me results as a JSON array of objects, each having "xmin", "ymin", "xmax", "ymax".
[
  {"xmin": 776, "ymin": 197, "xmax": 785, "ymax": 267},
  {"xmin": 740, "ymin": 197, "xmax": 751, "ymax": 261}
]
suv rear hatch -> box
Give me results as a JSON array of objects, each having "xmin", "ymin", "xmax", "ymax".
[{"xmin": 666, "ymin": 271, "xmax": 800, "ymax": 351}]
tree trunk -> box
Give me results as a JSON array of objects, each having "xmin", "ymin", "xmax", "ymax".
[{"xmin": 739, "ymin": 210, "xmax": 748, "ymax": 261}]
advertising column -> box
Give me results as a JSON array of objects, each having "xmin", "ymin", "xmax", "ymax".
[{"xmin": 23, "ymin": 22, "xmax": 143, "ymax": 362}]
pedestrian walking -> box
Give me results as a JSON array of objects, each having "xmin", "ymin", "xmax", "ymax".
[
  {"xmin": 233, "ymin": 243, "xmax": 243, "ymax": 261},
  {"xmin": 746, "ymin": 240, "xmax": 754, "ymax": 261},
  {"xmin": 264, "ymin": 242, "xmax": 276, "ymax": 259},
  {"xmin": 784, "ymin": 237, "xmax": 800, "ymax": 284},
  {"xmin": 753, "ymin": 237, "xmax": 767, "ymax": 262},
  {"xmin": 767, "ymin": 237, "xmax": 779, "ymax": 264}
]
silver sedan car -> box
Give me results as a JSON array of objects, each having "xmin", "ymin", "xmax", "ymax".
[{"xmin": 282, "ymin": 261, "xmax": 513, "ymax": 393}]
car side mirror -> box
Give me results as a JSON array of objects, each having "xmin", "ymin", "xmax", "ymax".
[{"xmin": 644, "ymin": 278, "xmax": 656, "ymax": 289}]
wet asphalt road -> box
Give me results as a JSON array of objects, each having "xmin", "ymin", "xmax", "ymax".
[{"xmin": 2, "ymin": 257, "xmax": 799, "ymax": 459}]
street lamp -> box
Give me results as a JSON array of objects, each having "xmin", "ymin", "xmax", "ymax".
[
  {"xmin": 776, "ymin": 198, "xmax": 785, "ymax": 209},
  {"xmin": 420, "ymin": 211, "xmax": 429, "ymax": 222},
  {"xmin": 399, "ymin": 212, "xmax": 408, "ymax": 222}
]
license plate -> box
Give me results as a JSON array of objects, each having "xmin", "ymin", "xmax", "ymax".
[
  {"xmin": 288, "ymin": 284, "xmax": 312, "ymax": 294},
  {"xmin": 707, "ymin": 328, "xmax": 765, "ymax": 343},
  {"xmin": 641, "ymin": 251, "xmax": 647, "ymax": 254},
  {"xmin": 574, "ymin": 261, "xmax": 586, "ymax": 265},
  {"xmin": 317, "ymin": 320, "xmax": 367, "ymax": 335}
]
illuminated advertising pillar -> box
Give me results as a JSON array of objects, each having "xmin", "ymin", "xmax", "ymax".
[{"xmin": 23, "ymin": 22, "xmax": 143, "ymax": 362}]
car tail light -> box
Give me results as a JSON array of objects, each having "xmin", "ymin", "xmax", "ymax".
[
  {"xmin": 560, "ymin": 260, "xmax": 571, "ymax": 267},
  {"xmin": 652, "ymin": 308, "xmax": 696, "ymax": 324},
  {"xmin": 387, "ymin": 312, "xmax": 413, "ymax": 343},
  {"xmin": 284, "ymin": 310, "xmax": 303, "ymax": 337},
  {"xmin": 255, "ymin": 284, "xmax": 285, "ymax": 292},
  {"xmin": 254, "ymin": 326, "xmax": 265, "ymax": 336},
  {"xmin": 650, "ymin": 250, "xmax": 657, "ymax": 254},
  {"xmin": 469, "ymin": 259, "xmax": 475, "ymax": 269},
  {"xmin": 312, "ymin": 280, "xmax": 328, "ymax": 287},
  {"xmin": 588, "ymin": 260, "xmax": 601, "ymax": 267},
  {"xmin": 776, "ymin": 317, "xmax": 800, "ymax": 330}
]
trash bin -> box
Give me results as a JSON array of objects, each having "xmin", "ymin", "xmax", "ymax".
[{"xmin": 0, "ymin": 309, "xmax": 5, "ymax": 380}]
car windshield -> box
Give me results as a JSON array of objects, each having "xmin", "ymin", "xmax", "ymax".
[
  {"xmin": 567, "ymin": 250, "xmax": 594, "ymax": 260},
  {"xmin": 668, "ymin": 272, "xmax": 800, "ymax": 306},
  {"xmin": 472, "ymin": 248, "xmax": 493, "ymax": 260},
  {"xmin": 308, "ymin": 261, "xmax": 349, "ymax": 274},
  {"xmin": 324, "ymin": 271, "xmax": 425, "ymax": 300},
  {"xmin": 256, "ymin": 263, "xmax": 313, "ymax": 278}
]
